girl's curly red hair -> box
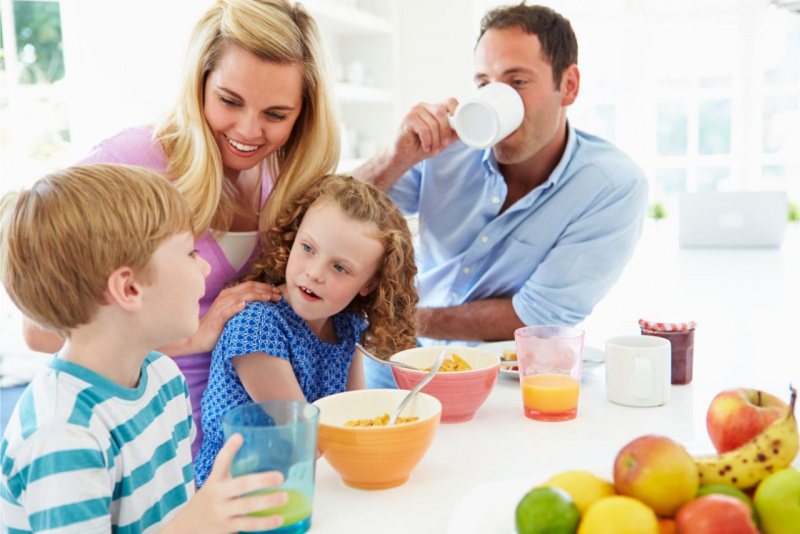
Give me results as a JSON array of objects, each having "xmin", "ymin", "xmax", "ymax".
[{"xmin": 242, "ymin": 174, "xmax": 418, "ymax": 359}]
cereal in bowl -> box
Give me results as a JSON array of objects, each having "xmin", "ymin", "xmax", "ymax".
[
  {"xmin": 422, "ymin": 354, "xmax": 472, "ymax": 372},
  {"xmin": 344, "ymin": 414, "xmax": 419, "ymax": 427}
]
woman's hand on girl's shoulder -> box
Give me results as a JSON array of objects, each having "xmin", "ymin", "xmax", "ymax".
[{"xmin": 192, "ymin": 281, "xmax": 281, "ymax": 353}]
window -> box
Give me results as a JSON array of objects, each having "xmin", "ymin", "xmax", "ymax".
[
  {"xmin": 0, "ymin": 0, "xmax": 69, "ymax": 374},
  {"xmin": 0, "ymin": 0, "xmax": 70, "ymax": 192},
  {"xmin": 657, "ymin": 103, "xmax": 689, "ymax": 157},
  {"xmin": 557, "ymin": 0, "xmax": 800, "ymax": 216}
]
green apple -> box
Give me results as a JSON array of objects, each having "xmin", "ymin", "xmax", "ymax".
[{"xmin": 754, "ymin": 467, "xmax": 800, "ymax": 534}]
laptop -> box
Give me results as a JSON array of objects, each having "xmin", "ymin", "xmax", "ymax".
[{"xmin": 678, "ymin": 191, "xmax": 788, "ymax": 248}]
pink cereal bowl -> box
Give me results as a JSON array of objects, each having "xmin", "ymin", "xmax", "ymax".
[{"xmin": 390, "ymin": 346, "xmax": 500, "ymax": 423}]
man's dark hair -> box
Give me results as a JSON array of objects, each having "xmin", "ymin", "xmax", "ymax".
[{"xmin": 478, "ymin": 3, "xmax": 578, "ymax": 87}]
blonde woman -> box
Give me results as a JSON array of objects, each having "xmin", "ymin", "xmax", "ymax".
[{"xmin": 22, "ymin": 0, "xmax": 340, "ymax": 457}]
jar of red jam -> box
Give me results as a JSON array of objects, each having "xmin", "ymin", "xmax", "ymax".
[{"xmin": 639, "ymin": 319, "xmax": 697, "ymax": 385}]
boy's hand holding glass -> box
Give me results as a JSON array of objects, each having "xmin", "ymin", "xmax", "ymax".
[{"xmin": 164, "ymin": 433, "xmax": 287, "ymax": 534}]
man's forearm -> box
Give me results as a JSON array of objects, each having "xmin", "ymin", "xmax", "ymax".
[
  {"xmin": 417, "ymin": 299, "xmax": 525, "ymax": 342},
  {"xmin": 351, "ymin": 147, "xmax": 410, "ymax": 192}
]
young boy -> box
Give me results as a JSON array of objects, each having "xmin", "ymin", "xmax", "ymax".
[{"xmin": 0, "ymin": 164, "xmax": 287, "ymax": 533}]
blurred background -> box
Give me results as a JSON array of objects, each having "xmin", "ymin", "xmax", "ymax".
[{"xmin": 1, "ymin": 0, "xmax": 799, "ymax": 396}]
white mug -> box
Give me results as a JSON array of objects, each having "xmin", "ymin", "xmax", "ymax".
[
  {"xmin": 448, "ymin": 82, "xmax": 524, "ymax": 149},
  {"xmin": 605, "ymin": 335, "xmax": 671, "ymax": 407}
]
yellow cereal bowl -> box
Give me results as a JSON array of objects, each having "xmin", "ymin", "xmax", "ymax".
[
  {"xmin": 313, "ymin": 389, "xmax": 442, "ymax": 490},
  {"xmin": 390, "ymin": 346, "xmax": 500, "ymax": 423}
]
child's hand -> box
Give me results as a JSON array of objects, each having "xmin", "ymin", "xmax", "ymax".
[{"xmin": 165, "ymin": 433, "xmax": 287, "ymax": 534}]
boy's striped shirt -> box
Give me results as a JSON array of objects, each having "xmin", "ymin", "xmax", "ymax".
[{"xmin": 1, "ymin": 352, "xmax": 195, "ymax": 533}]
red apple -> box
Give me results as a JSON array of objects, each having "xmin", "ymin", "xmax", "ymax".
[
  {"xmin": 613, "ymin": 435, "xmax": 699, "ymax": 517},
  {"xmin": 675, "ymin": 494, "xmax": 758, "ymax": 534},
  {"xmin": 706, "ymin": 388, "xmax": 787, "ymax": 453}
]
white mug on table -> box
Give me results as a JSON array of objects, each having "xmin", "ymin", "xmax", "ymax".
[
  {"xmin": 605, "ymin": 335, "xmax": 671, "ymax": 407},
  {"xmin": 448, "ymin": 82, "xmax": 524, "ymax": 149}
]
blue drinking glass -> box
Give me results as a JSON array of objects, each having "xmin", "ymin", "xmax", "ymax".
[{"xmin": 223, "ymin": 401, "xmax": 320, "ymax": 534}]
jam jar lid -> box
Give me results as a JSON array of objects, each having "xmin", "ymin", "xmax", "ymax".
[{"xmin": 639, "ymin": 318, "xmax": 697, "ymax": 332}]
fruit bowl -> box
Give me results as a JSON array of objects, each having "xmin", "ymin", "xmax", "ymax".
[
  {"xmin": 390, "ymin": 346, "xmax": 500, "ymax": 423},
  {"xmin": 448, "ymin": 465, "xmax": 612, "ymax": 534},
  {"xmin": 313, "ymin": 389, "xmax": 441, "ymax": 490}
]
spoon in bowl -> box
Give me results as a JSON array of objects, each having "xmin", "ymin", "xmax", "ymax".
[
  {"xmin": 356, "ymin": 343, "xmax": 418, "ymax": 370},
  {"xmin": 389, "ymin": 348, "xmax": 446, "ymax": 426}
]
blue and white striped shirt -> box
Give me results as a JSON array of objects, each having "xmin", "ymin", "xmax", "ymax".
[{"xmin": 1, "ymin": 352, "xmax": 195, "ymax": 533}]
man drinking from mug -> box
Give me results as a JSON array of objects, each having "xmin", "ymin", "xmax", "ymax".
[{"xmin": 354, "ymin": 4, "xmax": 648, "ymax": 387}]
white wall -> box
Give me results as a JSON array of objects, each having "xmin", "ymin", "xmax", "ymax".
[
  {"xmin": 50, "ymin": 0, "xmax": 800, "ymax": 202},
  {"xmin": 394, "ymin": 0, "xmax": 477, "ymax": 110},
  {"xmin": 56, "ymin": 0, "xmax": 632, "ymax": 154},
  {"xmin": 59, "ymin": 0, "xmax": 212, "ymax": 157}
]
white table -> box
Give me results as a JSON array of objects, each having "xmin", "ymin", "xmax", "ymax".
[{"xmin": 310, "ymin": 224, "xmax": 800, "ymax": 533}]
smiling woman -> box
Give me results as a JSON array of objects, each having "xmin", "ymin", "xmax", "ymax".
[
  {"xmin": 16, "ymin": 0, "xmax": 341, "ymax": 461},
  {"xmin": 202, "ymin": 46, "xmax": 305, "ymax": 180}
]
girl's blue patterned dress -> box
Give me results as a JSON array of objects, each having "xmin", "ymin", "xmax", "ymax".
[{"xmin": 193, "ymin": 298, "xmax": 366, "ymax": 485}]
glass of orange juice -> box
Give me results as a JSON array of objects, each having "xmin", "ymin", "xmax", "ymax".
[{"xmin": 514, "ymin": 325, "xmax": 584, "ymax": 421}]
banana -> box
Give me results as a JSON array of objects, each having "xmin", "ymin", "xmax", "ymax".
[{"xmin": 695, "ymin": 385, "xmax": 798, "ymax": 490}]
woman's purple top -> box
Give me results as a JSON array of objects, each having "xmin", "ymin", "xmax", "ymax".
[{"xmin": 78, "ymin": 126, "xmax": 273, "ymax": 457}]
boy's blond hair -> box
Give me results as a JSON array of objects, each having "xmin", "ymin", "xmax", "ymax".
[{"xmin": 0, "ymin": 164, "xmax": 193, "ymax": 337}]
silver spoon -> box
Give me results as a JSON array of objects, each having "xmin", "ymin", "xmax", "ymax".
[
  {"xmin": 389, "ymin": 348, "xmax": 446, "ymax": 426},
  {"xmin": 356, "ymin": 343, "xmax": 418, "ymax": 370}
]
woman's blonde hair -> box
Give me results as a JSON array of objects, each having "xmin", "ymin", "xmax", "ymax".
[
  {"xmin": 0, "ymin": 164, "xmax": 193, "ymax": 337},
  {"xmin": 154, "ymin": 0, "xmax": 339, "ymax": 235},
  {"xmin": 243, "ymin": 175, "xmax": 419, "ymax": 359}
]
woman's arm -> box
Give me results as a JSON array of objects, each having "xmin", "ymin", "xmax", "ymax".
[
  {"xmin": 167, "ymin": 282, "xmax": 281, "ymax": 357},
  {"xmin": 345, "ymin": 349, "xmax": 365, "ymax": 391},
  {"xmin": 232, "ymin": 352, "xmax": 306, "ymax": 402}
]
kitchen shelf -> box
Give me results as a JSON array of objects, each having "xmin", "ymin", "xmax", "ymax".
[{"xmin": 307, "ymin": 1, "xmax": 399, "ymax": 160}]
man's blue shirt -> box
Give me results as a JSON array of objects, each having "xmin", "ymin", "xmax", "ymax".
[{"xmin": 389, "ymin": 123, "xmax": 648, "ymax": 346}]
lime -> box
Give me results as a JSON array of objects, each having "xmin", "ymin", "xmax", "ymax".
[
  {"xmin": 696, "ymin": 484, "xmax": 759, "ymax": 527},
  {"xmin": 515, "ymin": 486, "xmax": 580, "ymax": 534}
]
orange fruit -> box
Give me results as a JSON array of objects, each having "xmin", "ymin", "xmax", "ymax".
[{"xmin": 657, "ymin": 518, "xmax": 677, "ymax": 534}]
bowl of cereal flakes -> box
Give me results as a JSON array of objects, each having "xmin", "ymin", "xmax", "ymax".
[
  {"xmin": 390, "ymin": 346, "xmax": 500, "ymax": 424},
  {"xmin": 313, "ymin": 389, "xmax": 441, "ymax": 490}
]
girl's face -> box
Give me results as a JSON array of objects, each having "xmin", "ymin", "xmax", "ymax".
[
  {"xmin": 283, "ymin": 202, "xmax": 384, "ymax": 337},
  {"xmin": 203, "ymin": 44, "xmax": 304, "ymax": 178}
]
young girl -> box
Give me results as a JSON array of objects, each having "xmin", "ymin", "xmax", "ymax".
[{"xmin": 194, "ymin": 174, "xmax": 418, "ymax": 485}]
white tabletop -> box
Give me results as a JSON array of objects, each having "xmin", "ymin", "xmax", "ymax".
[{"xmin": 310, "ymin": 224, "xmax": 800, "ymax": 533}]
